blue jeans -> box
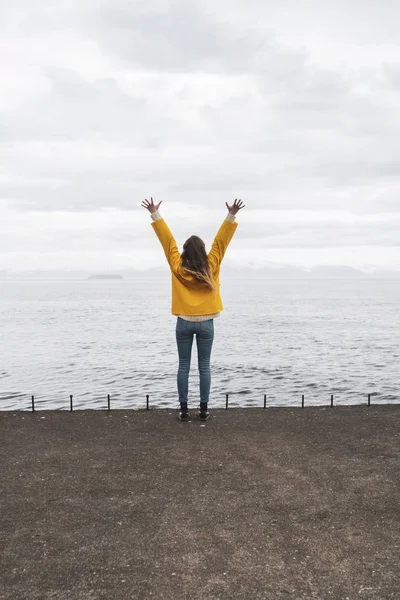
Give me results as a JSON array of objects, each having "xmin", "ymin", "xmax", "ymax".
[{"xmin": 175, "ymin": 317, "xmax": 214, "ymax": 405}]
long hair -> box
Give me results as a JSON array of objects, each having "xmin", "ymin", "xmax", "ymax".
[{"xmin": 181, "ymin": 235, "xmax": 216, "ymax": 291}]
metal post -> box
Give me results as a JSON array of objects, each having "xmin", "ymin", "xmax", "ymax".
[
  {"xmin": 226, "ymin": 393, "xmax": 229, "ymax": 409},
  {"xmin": 107, "ymin": 394, "xmax": 111, "ymax": 411},
  {"xmin": 70, "ymin": 395, "xmax": 73, "ymax": 412},
  {"xmin": 368, "ymin": 393, "xmax": 371, "ymax": 407},
  {"xmin": 146, "ymin": 395, "xmax": 149, "ymax": 410},
  {"xmin": 32, "ymin": 395, "xmax": 35, "ymax": 412},
  {"xmin": 264, "ymin": 394, "xmax": 267, "ymax": 409},
  {"xmin": 331, "ymin": 394, "xmax": 334, "ymax": 407},
  {"xmin": 302, "ymin": 394, "xmax": 305, "ymax": 408}
]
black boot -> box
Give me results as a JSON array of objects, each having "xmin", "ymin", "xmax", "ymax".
[
  {"xmin": 179, "ymin": 402, "xmax": 189, "ymax": 421},
  {"xmin": 199, "ymin": 402, "xmax": 210, "ymax": 421}
]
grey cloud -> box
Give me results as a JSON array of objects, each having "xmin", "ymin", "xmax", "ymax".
[
  {"xmin": 228, "ymin": 0, "xmax": 400, "ymax": 46},
  {"xmin": 1, "ymin": 177, "xmax": 147, "ymax": 212},
  {"xmin": 233, "ymin": 220, "xmax": 400, "ymax": 248},
  {"xmin": 1, "ymin": 0, "xmax": 400, "ymax": 224},
  {"xmin": 257, "ymin": 59, "xmax": 392, "ymax": 138},
  {"xmin": 0, "ymin": 68, "xmax": 150, "ymax": 143},
  {"xmin": 0, "ymin": 65, "xmax": 220, "ymax": 148},
  {"xmin": 85, "ymin": 0, "xmax": 269, "ymax": 74},
  {"xmin": 170, "ymin": 181, "xmax": 256, "ymax": 192},
  {"xmin": 383, "ymin": 64, "xmax": 400, "ymax": 91}
]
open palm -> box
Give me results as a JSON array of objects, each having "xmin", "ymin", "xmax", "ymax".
[
  {"xmin": 226, "ymin": 199, "xmax": 245, "ymax": 215},
  {"xmin": 141, "ymin": 197, "xmax": 163, "ymax": 214}
]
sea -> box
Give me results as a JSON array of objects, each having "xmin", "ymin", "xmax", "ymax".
[{"xmin": 1, "ymin": 277, "xmax": 399, "ymax": 411}]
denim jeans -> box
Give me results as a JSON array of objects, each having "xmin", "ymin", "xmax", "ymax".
[{"xmin": 175, "ymin": 317, "xmax": 214, "ymax": 405}]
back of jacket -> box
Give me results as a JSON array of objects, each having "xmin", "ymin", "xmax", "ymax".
[{"xmin": 151, "ymin": 218, "xmax": 238, "ymax": 316}]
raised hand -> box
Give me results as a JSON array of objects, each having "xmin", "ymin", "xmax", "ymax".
[
  {"xmin": 225, "ymin": 198, "xmax": 245, "ymax": 215},
  {"xmin": 141, "ymin": 197, "xmax": 163, "ymax": 213}
]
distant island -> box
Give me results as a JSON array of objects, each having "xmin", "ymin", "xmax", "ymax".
[
  {"xmin": 88, "ymin": 274, "xmax": 124, "ymax": 280},
  {"xmin": 2, "ymin": 265, "xmax": 400, "ymax": 280}
]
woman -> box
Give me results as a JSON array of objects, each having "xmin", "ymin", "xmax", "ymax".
[{"xmin": 142, "ymin": 197, "xmax": 245, "ymax": 421}]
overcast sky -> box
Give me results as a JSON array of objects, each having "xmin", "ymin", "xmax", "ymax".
[{"xmin": 2, "ymin": 0, "xmax": 400, "ymax": 274}]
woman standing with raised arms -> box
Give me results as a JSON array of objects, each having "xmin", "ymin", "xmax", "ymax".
[{"xmin": 142, "ymin": 198, "xmax": 245, "ymax": 421}]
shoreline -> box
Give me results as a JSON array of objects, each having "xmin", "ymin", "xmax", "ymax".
[{"xmin": 1, "ymin": 400, "xmax": 398, "ymax": 413}]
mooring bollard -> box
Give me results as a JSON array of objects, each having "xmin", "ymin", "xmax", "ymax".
[
  {"xmin": 107, "ymin": 394, "xmax": 111, "ymax": 411},
  {"xmin": 32, "ymin": 395, "xmax": 35, "ymax": 412},
  {"xmin": 146, "ymin": 395, "xmax": 149, "ymax": 410},
  {"xmin": 264, "ymin": 394, "xmax": 267, "ymax": 409},
  {"xmin": 226, "ymin": 393, "xmax": 229, "ymax": 409},
  {"xmin": 302, "ymin": 394, "xmax": 305, "ymax": 408},
  {"xmin": 70, "ymin": 395, "xmax": 73, "ymax": 412}
]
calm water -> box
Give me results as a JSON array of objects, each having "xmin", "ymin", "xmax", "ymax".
[{"xmin": 1, "ymin": 278, "xmax": 399, "ymax": 411}]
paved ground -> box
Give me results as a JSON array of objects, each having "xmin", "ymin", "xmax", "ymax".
[{"xmin": 1, "ymin": 406, "xmax": 400, "ymax": 600}]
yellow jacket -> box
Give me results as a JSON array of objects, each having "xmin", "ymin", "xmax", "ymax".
[{"xmin": 151, "ymin": 217, "xmax": 238, "ymax": 316}]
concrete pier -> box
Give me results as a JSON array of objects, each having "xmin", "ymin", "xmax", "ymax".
[{"xmin": 1, "ymin": 406, "xmax": 400, "ymax": 599}]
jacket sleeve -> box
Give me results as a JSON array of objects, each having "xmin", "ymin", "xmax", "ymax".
[
  {"xmin": 151, "ymin": 218, "xmax": 181, "ymax": 272},
  {"xmin": 208, "ymin": 219, "xmax": 238, "ymax": 271}
]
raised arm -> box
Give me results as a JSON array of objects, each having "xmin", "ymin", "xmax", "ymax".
[
  {"xmin": 208, "ymin": 199, "xmax": 245, "ymax": 271},
  {"xmin": 142, "ymin": 197, "xmax": 181, "ymax": 271}
]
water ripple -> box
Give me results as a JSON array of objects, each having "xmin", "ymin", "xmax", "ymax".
[{"xmin": 1, "ymin": 279, "xmax": 399, "ymax": 410}]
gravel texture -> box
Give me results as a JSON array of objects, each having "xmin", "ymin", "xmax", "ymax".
[{"xmin": 1, "ymin": 406, "xmax": 400, "ymax": 599}]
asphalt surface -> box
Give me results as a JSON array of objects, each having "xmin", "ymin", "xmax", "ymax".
[{"xmin": 1, "ymin": 406, "xmax": 400, "ymax": 600}]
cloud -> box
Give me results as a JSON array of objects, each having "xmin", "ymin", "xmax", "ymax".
[
  {"xmin": 85, "ymin": 0, "xmax": 269, "ymax": 74},
  {"xmin": 0, "ymin": 0, "xmax": 400, "ymax": 272}
]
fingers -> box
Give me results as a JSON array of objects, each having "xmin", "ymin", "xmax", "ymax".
[
  {"xmin": 142, "ymin": 197, "xmax": 164, "ymax": 214},
  {"xmin": 142, "ymin": 198, "xmax": 155, "ymax": 208},
  {"xmin": 233, "ymin": 198, "xmax": 245, "ymax": 209},
  {"xmin": 226, "ymin": 198, "xmax": 245, "ymax": 213}
]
